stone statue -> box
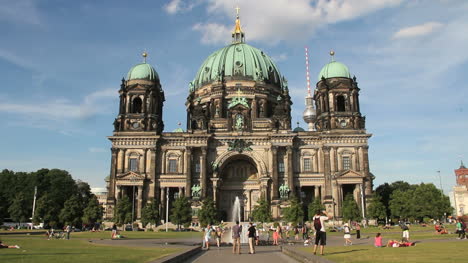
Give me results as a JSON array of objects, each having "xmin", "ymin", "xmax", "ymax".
[
  {"xmin": 235, "ymin": 114, "xmax": 244, "ymax": 131},
  {"xmin": 191, "ymin": 184, "xmax": 201, "ymax": 199},
  {"xmin": 279, "ymin": 184, "xmax": 290, "ymax": 199}
]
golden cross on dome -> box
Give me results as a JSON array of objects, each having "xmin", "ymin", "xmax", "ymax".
[{"xmin": 235, "ymin": 6, "xmax": 240, "ymax": 17}]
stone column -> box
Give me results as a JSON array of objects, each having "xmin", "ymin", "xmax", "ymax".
[
  {"xmin": 137, "ymin": 186, "xmax": 143, "ymax": 218},
  {"xmin": 333, "ymin": 182, "xmax": 340, "ymax": 217},
  {"xmin": 247, "ymin": 190, "xmax": 252, "ymax": 220},
  {"xmin": 126, "ymin": 95, "xmax": 130, "ymax": 113},
  {"xmin": 122, "ymin": 149, "xmax": 127, "ymax": 172},
  {"xmin": 314, "ymin": 186, "xmax": 320, "ymax": 199},
  {"xmin": 117, "ymin": 149, "xmax": 124, "ymax": 173},
  {"xmin": 200, "ymin": 147, "xmax": 207, "ymax": 198},
  {"xmin": 143, "ymin": 149, "xmax": 148, "ymax": 174},
  {"xmin": 185, "ymin": 148, "xmax": 192, "ymax": 197},
  {"xmin": 354, "ymin": 147, "xmax": 360, "ymax": 172},
  {"xmin": 286, "ymin": 147, "xmax": 295, "ymax": 196},
  {"xmin": 150, "ymin": 148, "xmax": 157, "ymax": 199},
  {"xmin": 116, "ymin": 185, "xmax": 122, "ymax": 200},
  {"xmin": 162, "ymin": 150, "xmax": 167, "ymax": 174},
  {"xmin": 179, "ymin": 187, "xmax": 184, "ymax": 197},
  {"xmin": 108, "ymin": 148, "xmax": 118, "ymax": 203},
  {"xmin": 271, "ymin": 146, "xmax": 279, "ymax": 200},
  {"xmin": 322, "ymin": 146, "xmax": 334, "ymax": 215}
]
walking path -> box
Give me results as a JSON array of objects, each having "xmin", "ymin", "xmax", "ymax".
[{"xmin": 188, "ymin": 246, "xmax": 297, "ymax": 263}]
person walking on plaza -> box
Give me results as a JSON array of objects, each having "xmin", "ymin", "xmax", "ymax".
[
  {"xmin": 456, "ymin": 218, "xmax": 466, "ymax": 239},
  {"xmin": 355, "ymin": 223, "xmax": 361, "ymax": 239},
  {"xmin": 204, "ymin": 224, "xmax": 213, "ymax": 250},
  {"xmin": 65, "ymin": 224, "xmax": 71, "ymax": 240},
  {"xmin": 312, "ymin": 210, "xmax": 331, "ymax": 256},
  {"xmin": 215, "ymin": 227, "xmax": 223, "ymax": 248},
  {"xmin": 343, "ymin": 223, "xmax": 352, "ymax": 246},
  {"xmin": 294, "ymin": 225, "xmax": 300, "ymax": 240},
  {"xmin": 232, "ymin": 221, "xmax": 242, "ymax": 254},
  {"xmin": 302, "ymin": 224, "xmax": 308, "ymax": 240},
  {"xmin": 400, "ymin": 223, "xmax": 410, "ymax": 242},
  {"xmin": 247, "ymin": 222, "xmax": 256, "ymax": 254}
]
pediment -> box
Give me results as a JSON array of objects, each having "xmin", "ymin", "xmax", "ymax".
[
  {"xmin": 335, "ymin": 170, "xmax": 364, "ymax": 178},
  {"xmin": 117, "ymin": 171, "xmax": 145, "ymax": 180}
]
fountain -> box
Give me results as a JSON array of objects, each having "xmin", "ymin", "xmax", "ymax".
[{"xmin": 221, "ymin": 196, "xmax": 248, "ymax": 244}]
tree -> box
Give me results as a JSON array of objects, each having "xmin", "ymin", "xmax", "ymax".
[
  {"xmin": 367, "ymin": 194, "xmax": 387, "ymax": 222},
  {"xmin": 82, "ymin": 195, "xmax": 103, "ymax": 226},
  {"xmin": 170, "ymin": 196, "xmax": 192, "ymax": 229},
  {"xmin": 198, "ymin": 198, "xmax": 219, "ymax": 227},
  {"xmin": 389, "ymin": 189, "xmax": 414, "ymax": 220},
  {"xmin": 252, "ymin": 197, "xmax": 272, "ymax": 223},
  {"xmin": 114, "ymin": 196, "xmax": 132, "ymax": 225},
  {"xmin": 411, "ymin": 183, "xmax": 452, "ymax": 221},
  {"xmin": 282, "ymin": 196, "xmax": 304, "ymax": 224},
  {"xmin": 342, "ymin": 194, "xmax": 362, "ymax": 222},
  {"xmin": 33, "ymin": 193, "xmax": 60, "ymax": 227},
  {"xmin": 308, "ymin": 199, "xmax": 325, "ymax": 221},
  {"xmin": 8, "ymin": 192, "xmax": 30, "ymax": 225},
  {"xmin": 0, "ymin": 193, "xmax": 7, "ymax": 225},
  {"xmin": 141, "ymin": 198, "xmax": 160, "ymax": 228},
  {"xmin": 59, "ymin": 194, "xmax": 83, "ymax": 226}
]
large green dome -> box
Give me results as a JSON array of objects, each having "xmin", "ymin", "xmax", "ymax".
[
  {"xmin": 190, "ymin": 43, "xmax": 284, "ymax": 91},
  {"xmin": 318, "ymin": 61, "xmax": 351, "ymax": 81},
  {"xmin": 127, "ymin": 63, "xmax": 159, "ymax": 82}
]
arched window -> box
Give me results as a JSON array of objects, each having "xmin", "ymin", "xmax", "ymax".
[
  {"xmin": 336, "ymin": 95, "xmax": 346, "ymax": 112},
  {"xmin": 132, "ymin": 97, "xmax": 142, "ymax": 113}
]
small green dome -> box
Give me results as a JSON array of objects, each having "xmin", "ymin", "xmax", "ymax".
[
  {"xmin": 127, "ymin": 63, "xmax": 159, "ymax": 81},
  {"xmin": 318, "ymin": 61, "xmax": 351, "ymax": 81},
  {"xmin": 190, "ymin": 43, "xmax": 285, "ymax": 91},
  {"xmin": 172, "ymin": 127, "xmax": 184, "ymax": 132},
  {"xmin": 293, "ymin": 126, "xmax": 305, "ymax": 132}
]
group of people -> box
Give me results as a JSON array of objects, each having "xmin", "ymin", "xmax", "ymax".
[
  {"xmin": 202, "ymin": 221, "xmax": 258, "ymax": 254},
  {"xmin": 45, "ymin": 225, "xmax": 72, "ymax": 240}
]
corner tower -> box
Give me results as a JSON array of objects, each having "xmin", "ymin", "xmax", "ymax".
[
  {"xmin": 314, "ymin": 51, "xmax": 364, "ymax": 132},
  {"xmin": 113, "ymin": 52, "xmax": 165, "ymax": 134},
  {"xmin": 106, "ymin": 52, "xmax": 164, "ymax": 219}
]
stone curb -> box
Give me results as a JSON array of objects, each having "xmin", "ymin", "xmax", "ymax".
[
  {"xmin": 281, "ymin": 246, "xmax": 335, "ymax": 263},
  {"xmin": 151, "ymin": 246, "xmax": 202, "ymax": 263}
]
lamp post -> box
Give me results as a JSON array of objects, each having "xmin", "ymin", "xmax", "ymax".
[
  {"xmin": 130, "ymin": 179, "xmax": 137, "ymax": 231},
  {"xmin": 166, "ymin": 187, "xmax": 169, "ymax": 232}
]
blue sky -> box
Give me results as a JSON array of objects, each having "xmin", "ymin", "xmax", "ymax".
[{"xmin": 0, "ymin": 0, "xmax": 466, "ymax": 192}]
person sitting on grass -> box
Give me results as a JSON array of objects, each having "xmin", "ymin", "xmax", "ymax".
[
  {"xmin": 0, "ymin": 240, "xmax": 20, "ymax": 249},
  {"xmin": 435, "ymin": 223, "xmax": 448, "ymax": 234},
  {"xmin": 386, "ymin": 239, "xmax": 416, "ymax": 247},
  {"xmin": 374, "ymin": 233, "xmax": 383, "ymax": 247}
]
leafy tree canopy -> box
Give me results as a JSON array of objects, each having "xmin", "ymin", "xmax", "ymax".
[
  {"xmin": 198, "ymin": 198, "xmax": 219, "ymax": 227},
  {"xmin": 141, "ymin": 198, "xmax": 160, "ymax": 227},
  {"xmin": 252, "ymin": 197, "xmax": 272, "ymax": 223},
  {"xmin": 170, "ymin": 196, "xmax": 192, "ymax": 229}
]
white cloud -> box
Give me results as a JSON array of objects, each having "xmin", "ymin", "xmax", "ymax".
[
  {"xmin": 192, "ymin": 0, "xmax": 404, "ymax": 44},
  {"xmin": 164, "ymin": 0, "xmax": 199, "ymax": 14},
  {"xmin": 192, "ymin": 23, "xmax": 231, "ymax": 45},
  {"xmin": 393, "ymin": 21, "xmax": 444, "ymax": 39},
  {"xmin": 0, "ymin": 88, "xmax": 116, "ymax": 121}
]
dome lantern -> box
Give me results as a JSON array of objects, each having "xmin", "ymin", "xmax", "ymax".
[{"xmin": 317, "ymin": 51, "xmax": 351, "ymax": 81}]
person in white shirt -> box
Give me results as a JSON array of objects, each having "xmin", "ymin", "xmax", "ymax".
[{"xmin": 312, "ymin": 210, "xmax": 332, "ymax": 256}]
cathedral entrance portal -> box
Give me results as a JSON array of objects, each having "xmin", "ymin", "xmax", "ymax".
[{"xmin": 218, "ymin": 156, "xmax": 259, "ymax": 222}]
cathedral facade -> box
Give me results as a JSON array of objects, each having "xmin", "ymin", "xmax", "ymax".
[{"xmin": 105, "ymin": 14, "xmax": 373, "ymax": 222}]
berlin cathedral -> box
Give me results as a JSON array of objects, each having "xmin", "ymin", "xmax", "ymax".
[{"xmin": 105, "ymin": 12, "xmax": 374, "ymax": 222}]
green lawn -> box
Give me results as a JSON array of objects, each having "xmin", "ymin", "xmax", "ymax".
[
  {"xmin": 0, "ymin": 235, "xmax": 180, "ymax": 263},
  {"xmin": 72, "ymin": 230, "xmax": 201, "ymax": 239},
  {"xmin": 299, "ymin": 241, "xmax": 468, "ymax": 263}
]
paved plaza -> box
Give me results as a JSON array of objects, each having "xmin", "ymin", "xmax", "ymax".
[{"xmin": 188, "ymin": 246, "xmax": 297, "ymax": 263}]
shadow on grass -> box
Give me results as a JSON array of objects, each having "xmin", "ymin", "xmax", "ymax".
[{"xmin": 327, "ymin": 249, "xmax": 369, "ymax": 255}]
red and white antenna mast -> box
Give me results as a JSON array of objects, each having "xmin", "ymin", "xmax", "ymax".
[{"xmin": 305, "ymin": 46, "xmax": 311, "ymax": 96}]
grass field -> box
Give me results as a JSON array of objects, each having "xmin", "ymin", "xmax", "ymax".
[
  {"xmin": 0, "ymin": 235, "xmax": 180, "ymax": 263},
  {"xmin": 299, "ymin": 241, "xmax": 468, "ymax": 263}
]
